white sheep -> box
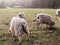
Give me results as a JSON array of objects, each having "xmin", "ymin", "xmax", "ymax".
[
  {"xmin": 56, "ymin": 9, "xmax": 60, "ymax": 21},
  {"xmin": 56, "ymin": 9, "xmax": 60, "ymax": 16},
  {"xmin": 33, "ymin": 13, "xmax": 55, "ymax": 29},
  {"xmin": 8, "ymin": 13, "xmax": 29, "ymax": 45},
  {"xmin": 9, "ymin": 13, "xmax": 26, "ymax": 36}
]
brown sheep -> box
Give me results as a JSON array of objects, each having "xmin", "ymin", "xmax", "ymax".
[{"xmin": 33, "ymin": 13, "xmax": 55, "ymax": 29}]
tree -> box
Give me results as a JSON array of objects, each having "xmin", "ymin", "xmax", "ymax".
[{"xmin": 31, "ymin": 0, "xmax": 60, "ymax": 8}]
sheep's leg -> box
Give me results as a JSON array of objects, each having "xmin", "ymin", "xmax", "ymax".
[
  {"xmin": 49, "ymin": 23, "xmax": 52, "ymax": 28},
  {"xmin": 22, "ymin": 25, "xmax": 29, "ymax": 41},
  {"xmin": 36, "ymin": 22, "xmax": 40, "ymax": 29},
  {"xmin": 47, "ymin": 23, "xmax": 53, "ymax": 32},
  {"xmin": 11, "ymin": 31, "xmax": 18, "ymax": 42},
  {"xmin": 8, "ymin": 29, "xmax": 15, "ymax": 37},
  {"xmin": 36, "ymin": 19, "xmax": 41, "ymax": 29},
  {"xmin": 23, "ymin": 29, "xmax": 29, "ymax": 41},
  {"xmin": 33, "ymin": 22, "xmax": 36, "ymax": 28},
  {"xmin": 12, "ymin": 31, "xmax": 15, "ymax": 37},
  {"xmin": 46, "ymin": 24, "xmax": 48, "ymax": 28},
  {"xmin": 25, "ymin": 31, "xmax": 29, "ymax": 41},
  {"xmin": 18, "ymin": 35, "xmax": 22, "ymax": 45},
  {"xmin": 10, "ymin": 30, "xmax": 15, "ymax": 37}
]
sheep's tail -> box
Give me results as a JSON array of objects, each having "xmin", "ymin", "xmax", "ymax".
[{"xmin": 22, "ymin": 25, "xmax": 28, "ymax": 35}]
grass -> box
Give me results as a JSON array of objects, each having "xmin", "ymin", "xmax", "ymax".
[{"xmin": 0, "ymin": 8, "xmax": 60, "ymax": 45}]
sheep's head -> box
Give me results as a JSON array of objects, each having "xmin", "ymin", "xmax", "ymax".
[
  {"xmin": 18, "ymin": 13, "xmax": 26, "ymax": 19},
  {"xmin": 50, "ymin": 21, "xmax": 55, "ymax": 27}
]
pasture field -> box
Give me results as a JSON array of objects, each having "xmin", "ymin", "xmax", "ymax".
[{"xmin": 0, "ymin": 8, "xmax": 60, "ymax": 45}]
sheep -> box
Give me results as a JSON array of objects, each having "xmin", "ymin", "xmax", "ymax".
[
  {"xmin": 9, "ymin": 13, "xmax": 26, "ymax": 36},
  {"xmin": 8, "ymin": 13, "xmax": 29, "ymax": 45},
  {"xmin": 56, "ymin": 9, "xmax": 60, "ymax": 21},
  {"xmin": 33, "ymin": 13, "xmax": 55, "ymax": 29}
]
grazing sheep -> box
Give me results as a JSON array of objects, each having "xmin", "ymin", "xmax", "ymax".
[
  {"xmin": 33, "ymin": 13, "xmax": 55, "ymax": 29},
  {"xmin": 8, "ymin": 13, "xmax": 29, "ymax": 45},
  {"xmin": 56, "ymin": 9, "xmax": 60, "ymax": 21}
]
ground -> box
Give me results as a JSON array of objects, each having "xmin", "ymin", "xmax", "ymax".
[{"xmin": 0, "ymin": 8, "xmax": 60, "ymax": 45}]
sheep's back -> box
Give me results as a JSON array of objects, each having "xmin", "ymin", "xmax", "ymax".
[{"xmin": 37, "ymin": 14, "xmax": 52, "ymax": 23}]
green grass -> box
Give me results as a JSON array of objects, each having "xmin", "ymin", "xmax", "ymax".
[{"xmin": 0, "ymin": 8, "xmax": 60, "ymax": 45}]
